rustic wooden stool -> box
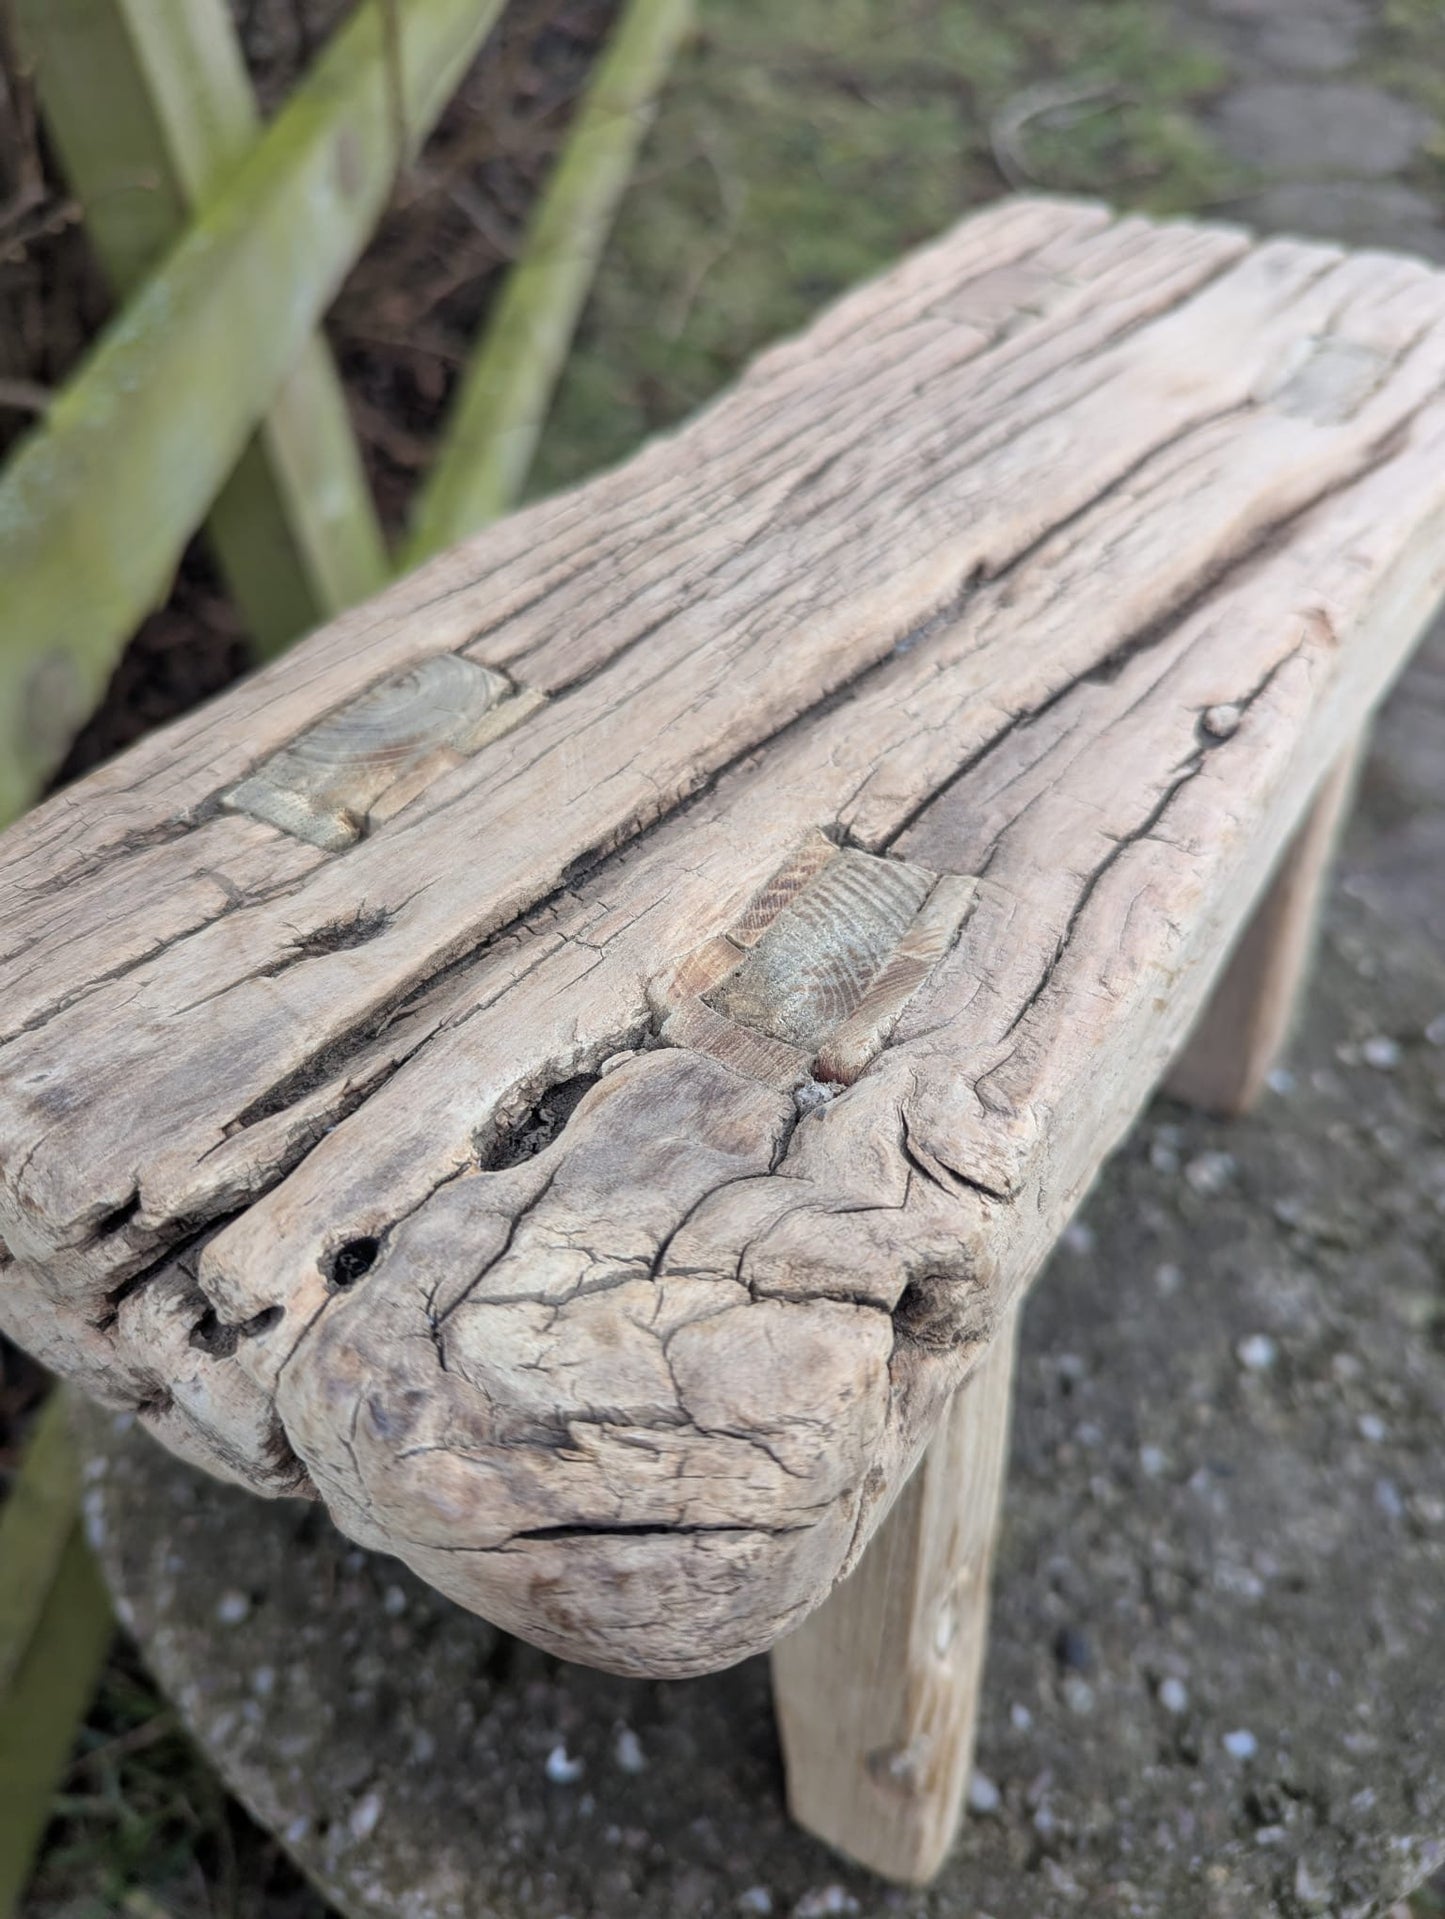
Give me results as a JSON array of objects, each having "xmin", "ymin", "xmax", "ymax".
[{"xmin": 4, "ymin": 195, "xmax": 1445, "ymax": 1886}]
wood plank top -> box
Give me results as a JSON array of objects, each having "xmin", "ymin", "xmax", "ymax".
[{"xmin": 4, "ymin": 196, "xmax": 1445, "ymax": 1673}]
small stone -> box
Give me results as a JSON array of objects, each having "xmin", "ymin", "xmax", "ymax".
[
  {"xmin": 1362, "ymin": 1035, "xmax": 1402, "ymax": 1071},
  {"xmin": 968, "ymin": 1770, "xmax": 1002, "ymax": 1814},
  {"xmin": 1140, "ymin": 1444, "xmax": 1169, "ymax": 1478},
  {"xmin": 737, "ymin": 1892, "xmax": 774, "ymax": 1917},
  {"xmin": 545, "ymin": 1743, "xmax": 585, "ymax": 1784},
  {"xmin": 1010, "ymin": 1702, "xmax": 1033, "ymax": 1731},
  {"xmin": 793, "ymin": 1890, "xmax": 860, "ymax": 1918},
  {"xmin": 1266, "ymin": 1066, "xmax": 1296, "ymax": 1096},
  {"xmin": 1237, "ymin": 1333, "xmax": 1278, "ymax": 1372},
  {"xmin": 1158, "ymin": 1676, "xmax": 1189, "ymax": 1715},
  {"xmin": 216, "ymin": 1590, "xmax": 251, "ymax": 1626},
  {"xmin": 1155, "ymin": 1262, "xmax": 1183, "ymax": 1295},
  {"xmin": 1374, "ymin": 1478, "xmax": 1405, "ymax": 1520},
  {"xmin": 1425, "ymin": 1014, "xmax": 1445, "ymax": 1047},
  {"xmin": 382, "ymin": 1585, "xmax": 408, "ymax": 1617},
  {"xmin": 1150, "ymin": 1139, "xmax": 1181, "ymax": 1174},
  {"xmin": 1223, "ymin": 1728, "xmax": 1258, "ymax": 1760},
  {"xmin": 1200, "ymin": 703, "xmax": 1242, "ymax": 739},
  {"xmin": 348, "ymin": 1791, "xmax": 383, "ymax": 1841},
  {"xmin": 1357, "ymin": 1412, "xmax": 1387, "ymax": 1443},
  {"xmin": 284, "ymin": 1815, "xmax": 312, "ymax": 1845},
  {"xmin": 613, "ymin": 1726, "xmax": 646, "ymax": 1774},
  {"xmin": 1056, "ymin": 1352, "xmax": 1088, "ymax": 1383},
  {"xmin": 1062, "ymin": 1674, "xmax": 1096, "ymax": 1716},
  {"xmin": 1294, "ymin": 1856, "xmax": 1333, "ymax": 1911},
  {"xmin": 250, "ymin": 1665, "xmax": 276, "ymax": 1697},
  {"xmin": 1185, "ymin": 1151, "xmax": 1236, "ymax": 1196}
]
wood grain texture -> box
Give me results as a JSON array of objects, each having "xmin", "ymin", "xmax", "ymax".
[
  {"xmin": 771, "ymin": 1310, "xmax": 1018, "ymax": 1884},
  {"xmin": 3, "ymin": 198, "xmax": 1445, "ymax": 1677}
]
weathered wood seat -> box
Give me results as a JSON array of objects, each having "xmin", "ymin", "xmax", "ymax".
[{"xmin": 4, "ymin": 194, "xmax": 1445, "ymax": 1885}]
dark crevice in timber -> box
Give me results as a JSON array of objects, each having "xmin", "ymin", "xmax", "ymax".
[
  {"xmin": 273, "ymin": 906, "xmax": 392, "ymax": 964},
  {"xmin": 96, "ymin": 1191, "xmax": 141, "ymax": 1237},
  {"xmin": 997, "ymin": 641, "xmax": 1302, "ymax": 1044},
  {"xmin": 15, "ymin": 795, "xmax": 226, "ymax": 902},
  {"xmin": 507, "ymin": 1520, "xmax": 798, "ymax": 1543},
  {"xmin": 489, "ymin": 1075, "xmax": 601, "ymax": 1171},
  {"xmin": 899, "ymin": 1112, "xmax": 1013, "ymax": 1206},
  {"xmin": 93, "ymin": 1211, "xmax": 245, "ymax": 1333},
  {"xmin": 880, "ymin": 411, "xmax": 1414, "ymax": 856},
  {"xmin": 190, "ymin": 1301, "xmax": 284, "ymax": 1359},
  {"xmin": 891, "ymin": 1273, "xmax": 977, "ymax": 1351}
]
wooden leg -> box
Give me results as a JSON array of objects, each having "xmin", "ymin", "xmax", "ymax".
[
  {"xmin": 770, "ymin": 1314, "xmax": 1018, "ymax": 1886},
  {"xmin": 1167, "ymin": 741, "xmax": 1365, "ymax": 1118}
]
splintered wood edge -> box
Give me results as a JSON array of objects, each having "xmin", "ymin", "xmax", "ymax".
[{"xmin": 3, "ymin": 201, "xmax": 1445, "ymax": 1674}]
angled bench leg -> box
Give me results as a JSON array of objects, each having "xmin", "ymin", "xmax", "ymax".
[
  {"xmin": 1167, "ymin": 741, "xmax": 1366, "ymax": 1118},
  {"xmin": 770, "ymin": 1310, "xmax": 1019, "ymax": 1885}
]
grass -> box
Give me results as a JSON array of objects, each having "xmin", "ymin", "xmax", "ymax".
[{"xmin": 530, "ymin": 0, "xmax": 1233, "ymax": 495}]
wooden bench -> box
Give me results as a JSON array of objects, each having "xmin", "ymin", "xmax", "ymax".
[{"xmin": 4, "ymin": 194, "xmax": 1445, "ymax": 1886}]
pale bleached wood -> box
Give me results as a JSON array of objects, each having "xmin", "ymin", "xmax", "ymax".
[
  {"xmin": 3, "ymin": 231, "xmax": 1415, "ymax": 1272},
  {"xmin": 1165, "ymin": 744, "xmax": 1365, "ymax": 1115},
  {"xmin": 771, "ymin": 1310, "xmax": 1018, "ymax": 1885},
  {"xmin": 2, "ymin": 203, "xmax": 1445, "ymax": 1686}
]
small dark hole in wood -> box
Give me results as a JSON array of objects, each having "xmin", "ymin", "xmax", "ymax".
[
  {"xmin": 490, "ymin": 1075, "xmax": 600, "ymax": 1170},
  {"xmin": 891, "ymin": 1273, "xmax": 960, "ymax": 1349},
  {"xmin": 329, "ymin": 1237, "xmax": 380, "ymax": 1287},
  {"xmin": 190, "ymin": 1302, "xmax": 284, "ymax": 1358},
  {"xmin": 97, "ymin": 1193, "xmax": 141, "ymax": 1236}
]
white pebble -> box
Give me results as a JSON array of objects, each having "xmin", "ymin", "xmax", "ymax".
[
  {"xmin": 1150, "ymin": 1140, "xmax": 1181, "ymax": 1175},
  {"xmin": 348, "ymin": 1791, "xmax": 383, "ymax": 1840},
  {"xmin": 545, "ymin": 1742, "xmax": 585, "ymax": 1784},
  {"xmin": 1186, "ymin": 1151, "xmax": 1236, "ymax": 1196},
  {"xmin": 1425, "ymin": 1014, "xmax": 1445, "ymax": 1048},
  {"xmin": 250, "ymin": 1666, "xmax": 276, "ymax": 1698},
  {"xmin": 1158, "ymin": 1677, "xmax": 1189, "ymax": 1715},
  {"xmin": 382, "ymin": 1585, "xmax": 408, "ymax": 1617},
  {"xmin": 1200, "ymin": 703, "xmax": 1242, "ymax": 739},
  {"xmin": 1010, "ymin": 1702, "xmax": 1033, "ymax": 1731},
  {"xmin": 1237, "ymin": 1333, "xmax": 1278, "ymax": 1372},
  {"xmin": 216, "ymin": 1590, "xmax": 251, "ymax": 1626},
  {"xmin": 1062, "ymin": 1675, "xmax": 1095, "ymax": 1716},
  {"xmin": 1155, "ymin": 1262, "xmax": 1183, "ymax": 1296},
  {"xmin": 284, "ymin": 1815, "xmax": 312, "ymax": 1845},
  {"xmin": 1265, "ymin": 1066, "xmax": 1295, "ymax": 1096},
  {"xmin": 613, "ymin": 1726, "xmax": 646, "ymax": 1774},
  {"xmin": 1362, "ymin": 1035, "xmax": 1401, "ymax": 1071},
  {"xmin": 1140, "ymin": 1445, "xmax": 1169, "ymax": 1478},
  {"xmin": 737, "ymin": 1891, "xmax": 774, "ymax": 1916},
  {"xmin": 968, "ymin": 1770, "xmax": 1001, "ymax": 1814},
  {"xmin": 1357, "ymin": 1413, "xmax": 1387, "ymax": 1443},
  {"xmin": 1374, "ymin": 1479, "xmax": 1404, "ymax": 1520},
  {"xmin": 793, "ymin": 1891, "xmax": 859, "ymax": 1919},
  {"xmin": 1223, "ymin": 1728, "xmax": 1258, "ymax": 1760},
  {"xmin": 1062, "ymin": 1220, "xmax": 1095, "ymax": 1255}
]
